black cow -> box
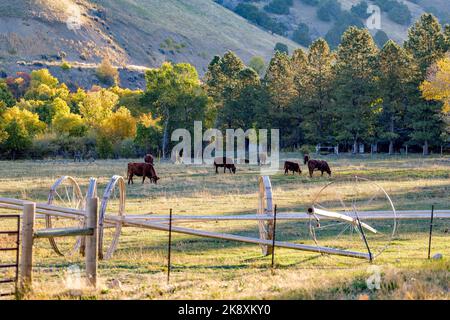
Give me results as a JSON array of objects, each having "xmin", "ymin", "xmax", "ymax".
[
  {"xmin": 214, "ymin": 157, "xmax": 236, "ymax": 174},
  {"xmin": 284, "ymin": 161, "xmax": 302, "ymax": 175},
  {"xmin": 304, "ymin": 155, "xmax": 332, "ymax": 177}
]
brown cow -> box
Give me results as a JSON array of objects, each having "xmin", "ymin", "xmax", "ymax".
[
  {"xmin": 304, "ymin": 155, "xmax": 331, "ymax": 178},
  {"xmin": 284, "ymin": 161, "xmax": 302, "ymax": 175},
  {"xmin": 127, "ymin": 163, "xmax": 160, "ymax": 185},
  {"xmin": 144, "ymin": 154, "xmax": 154, "ymax": 164},
  {"xmin": 214, "ymin": 157, "xmax": 236, "ymax": 174}
]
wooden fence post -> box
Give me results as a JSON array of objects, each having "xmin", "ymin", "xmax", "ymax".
[
  {"xmin": 19, "ymin": 202, "xmax": 35, "ymax": 294},
  {"xmin": 85, "ymin": 197, "xmax": 98, "ymax": 288}
]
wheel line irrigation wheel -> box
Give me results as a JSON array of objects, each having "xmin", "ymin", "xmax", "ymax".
[
  {"xmin": 46, "ymin": 176, "xmax": 84, "ymax": 257},
  {"xmin": 98, "ymin": 175, "xmax": 126, "ymax": 260},
  {"xmin": 258, "ymin": 176, "xmax": 274, "ymax": 256},
  {"xmin": 308, "ymin": 176, "xmax": 397, "ymax": 262}
]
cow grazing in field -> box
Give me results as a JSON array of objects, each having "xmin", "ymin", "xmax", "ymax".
[
  {"xmin": 144, "ymin": 154, "xmax": 154, "ymax": 164},
  {"xmin": 284, "ymin": 161, "xmax": 302, "ymax": 175},
  {"xmin": 127, "ymin": 163, "xmax": 160, "ymax": 185},
  {"xmin": 214, "ymin": 157, "xmax": 236, "ymax": 174},
  {"xmin": 304, "ymin": 155, "xmax": 331, "ymax": 178}
]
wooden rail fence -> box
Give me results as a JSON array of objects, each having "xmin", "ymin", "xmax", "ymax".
[{"xmin": 19, "ymin": 198, "xmax": 99, "ymax": 294}]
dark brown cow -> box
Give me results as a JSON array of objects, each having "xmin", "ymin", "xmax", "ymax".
[
  {"xmin": 284, "ymin": 161, "xmax": 302, "ymax": 175},
  {"xmin": 127, "ymin": 163, "xmax": 160, "ymax": 185},
  {"xmin": 214, "ymin": 157, "xmax": 236, "ymax": 174},
  {"xmin": 144, "ymin": 154, "xmax": 154, "ymax": 164},
  {"xmin": 304, "ymin": 155, "xmax": 331, "ymax": 178}
]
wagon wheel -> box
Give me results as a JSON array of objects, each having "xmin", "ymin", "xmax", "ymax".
[
  {"xmin": 98, "ymin": 175, "xmax": 126, "ymax": 260},
  {"xmin": 46, "ymin": 176, "xmax": 84, "ymax": 256},
  {"xmin": 258, "ymin": 176, "xmax": 274, "ymax": 256},
  {"xmin": 308, "ymin": 176, "xmax": 397, "ymax": 262}
]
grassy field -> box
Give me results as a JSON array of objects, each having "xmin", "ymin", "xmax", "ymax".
[{"xmin": 0, "ymin": 154, "xmax": 449, "ymax": 300}]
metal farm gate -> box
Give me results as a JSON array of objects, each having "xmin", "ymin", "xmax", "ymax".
[{"xmin": 0, "ymin": 215, "xmax": 20, "ymax": 299}]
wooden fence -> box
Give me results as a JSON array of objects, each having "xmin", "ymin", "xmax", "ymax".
[{"xmin": 19, "ymin": 198, "xmax": 99, "ymax": 294}]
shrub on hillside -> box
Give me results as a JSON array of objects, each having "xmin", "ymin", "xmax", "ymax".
[
  {"xmin": 317, "ymin": 0, "xmax": 342, "ymax": 22},
  {"xmin": 264, "ymin": 0, "xmax": 293, "ymax": 15},
  {"xmin": 96, "ymin": 58, "xmax": 119, "ymax": 86},
  {"xmin": 351, "ymin": 1, "xmax": 370, "ymax": 19},
  {"xmin": 234, "ymin": 3, "xmax": 287, "ymax": 35},
  {"xmin": 274, "ymin": 42, "xmax": 289, "ymax": 54},
  {"xmin": 293, "ymin": 23, "xmax": 312, "ymax": 46},
  {"xmin": 61, "ymin": 60, "xmax": 72, "ymax": 71}
]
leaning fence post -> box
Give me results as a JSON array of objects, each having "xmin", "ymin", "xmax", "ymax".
[
  {"xmin": 20, "ymin": 202, "xmax": 35, "ymax": 294},
  {"xmin": 85, "ymin": 197, "xmax": 98, "ymax": 288}
]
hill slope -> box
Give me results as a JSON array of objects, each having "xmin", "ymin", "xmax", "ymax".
[
  {"xmin": 220, "ymin": 0, "xmax": 449, "ymax": 47},
  {"xmin": 0, "ymin": 0, "xmax": 300, "ymax": 78}
]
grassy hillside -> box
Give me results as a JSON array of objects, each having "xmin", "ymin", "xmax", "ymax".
[{"xmin": 0, "ymin": 0, "xmax": 300, "ymax": 75}]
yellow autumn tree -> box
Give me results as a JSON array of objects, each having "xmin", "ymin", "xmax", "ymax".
[
  {"xmin": 79, "ymin": 89, "xmax": 119, "ymax": 128},
  {"xmin": 100, "ymin": 106, "xmax": 136, "ymax": 142},
  {"xmin": 2, "ymin": 106, "xmax": 46, "ymax": 135},
  {"xmin": 421, "ymin": 55, "xmax": 450, "ymax": 113},
  {"xmin": 52, "ymin": 113, "xmax": 87, "ymax": 137}
]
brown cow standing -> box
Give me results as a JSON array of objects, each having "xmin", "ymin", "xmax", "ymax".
[
  {"xmin": 284, "ymin": 161, "xmax": 302, "ymax": 175},
  {"xmin": 304, "ymin": 155, "xmax": 331, "ymax": 178},
  {"xmin": 127, "ymin": 163, "xmax": 160, "ymax": 185},
  {"xmin": 144, "ymin": 154, "xmax": 154, "ymax": 164},
  {"xmin": 214, "ymin": 157, "xmax": 236, "ymax": 174}
]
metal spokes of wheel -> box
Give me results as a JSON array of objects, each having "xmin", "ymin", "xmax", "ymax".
[
  {"xmin": 46, "ymin": 176, "xmax": 84, "ymax": 256},
  {"xmin": 308, "ymin": 176, "xmax": 397, "ymax": 263},
  {"xmin": 98, "ymin": 175, "xmax": 126, "ymax": 260}
]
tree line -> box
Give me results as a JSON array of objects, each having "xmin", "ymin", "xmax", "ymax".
[
  {"xmin": 0, "ymin": 13, "xmax": 448, "ymax": 159},
  {"xmin": 205, "ymin": 14, "xmax": 450, "ymax": 155}
]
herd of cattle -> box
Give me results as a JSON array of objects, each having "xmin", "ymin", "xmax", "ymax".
[{"xmin": 127, "ymin": 154, "xmax": 331, "ymax": 185}]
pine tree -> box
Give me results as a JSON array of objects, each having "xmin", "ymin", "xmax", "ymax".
[
  {"xmin": 204, "ymin": 51, "xmax": 246, "ymax": 126},
  {"xmin": 404, "ymin": 14, "xmax": 446, "ymax": 155},
  {"xmin": 377, "ymin": 41, "xmax": 418, "ymax": 154},
  {"xmin": 404, "ymin": 14, "xmax": 446, "ymax": 76},
  {"xmin": 333, "ymin": 27, "xmax": 379, "ymax": 153},
  {"xmin": 262, "ymin": 51, "xmax": 298, "ymax": 147},
  {"xmin": 218, "ymin": 68, "xmax": 261, "ymax": 129},
  {"xmin": 300, "ymin": 39, "xmax": 335, "ymax": 146}
]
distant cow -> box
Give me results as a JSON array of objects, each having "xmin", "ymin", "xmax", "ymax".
[
  {"xmin": 214, "ymin": 157, "xmax": 236, "ymax": 174},
  {"xmin": 304, "ymin": 155, "xmax": 331, "ymax": 178},
  {"xmin": 284, "ymin": 161, "xmax": 302, "ymax": 175},
  {"xmin": 259, "ymin": 153, "xmax": 267, "ymax": 166},
  {"xmin": 127, "ymin": 163, "xmax": 160, "ymax": 185},
  {"xmin": 144, "ymin": 154, "xmax": 154, "ymax": 164}
]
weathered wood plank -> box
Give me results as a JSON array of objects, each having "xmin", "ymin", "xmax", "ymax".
[{"xmin": 34, "ymin": 227, "xmax": 94, "ymax": 239}]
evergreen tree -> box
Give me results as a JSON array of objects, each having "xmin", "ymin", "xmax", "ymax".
[
  {"xmin": 301, "ymin": 39, "xmax": 335, "ymax": 146},
  {"xmin": 377, "ymin": 40, "xmax": 417, "ymax": 154},
  {"xmin": 404, "ymin": 14, "xmax": 446, "ymax": 76},
  {"xmin": 262, "ymin": 51, "xmax": 298, "ymax": 147},
  {"xmin": 204, "ymin": 52, "xmax": 246, "ymax": 111},
  {"xmin": 333, "ymin": 27, "xmax": 379, "ymax": 153},
  {"xmin": 404, "ymin": 14, "xmax": 447, "ymax": 155},
  {"xmin": 219, "ymin": 68, "xmax": 262, "ymax": 129}
]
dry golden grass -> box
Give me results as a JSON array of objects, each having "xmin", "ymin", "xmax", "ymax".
[{"xmin": 0, "ymin": 154, "xmax": 449, "ymax": 300}]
